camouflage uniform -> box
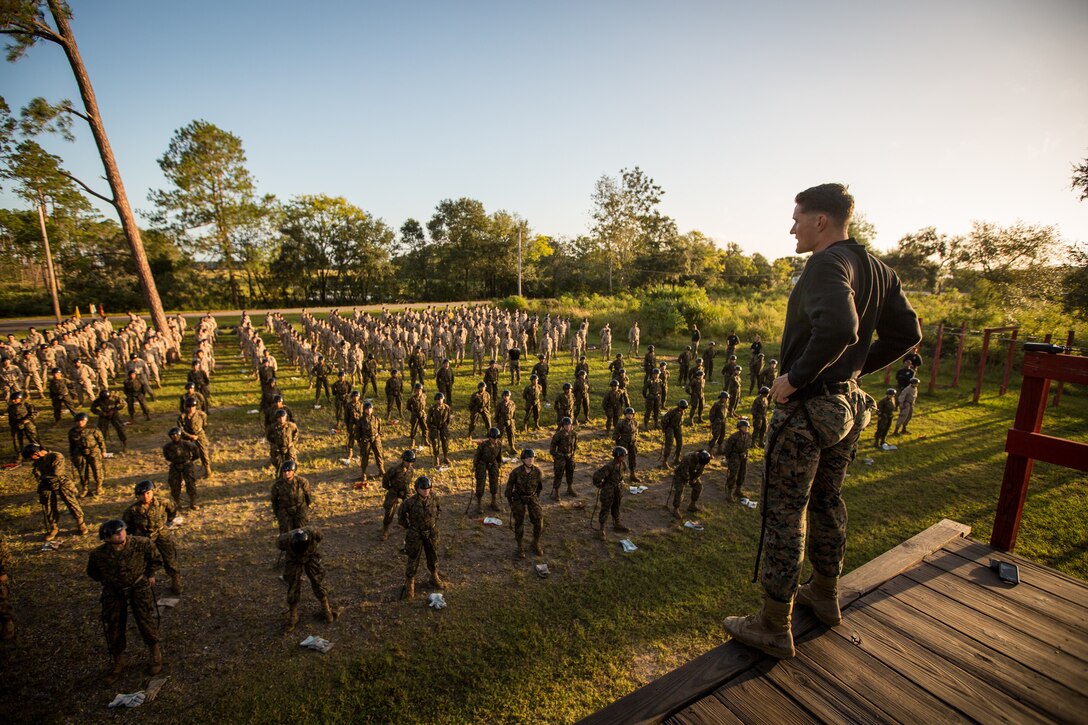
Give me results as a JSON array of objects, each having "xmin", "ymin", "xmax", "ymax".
[
  {"xmin": 399, "ymin": 493, "xmax": 441, "ymax": 579},
  {"xmin": 7, "ymin": 397, "xmax": 40, "ymax": 452},
  {"xmin": 642, "ymin": 376, "xmax": 664, "ymax": 428},
  {"xmin": 271, "ymin": 473, "xmax": 313, "ymax": 533},
  {"xmin": 708, "ymin": 396, "xmax": 728, "ymax": 454},
  {"xmin": 123, "ymin": 496, "xmax": 180, "ymax": 581},
  {"xmin": 163, "ymin": 437, "xmax": 200, "ymax": 507},
  {"xmin": 406, "ymin": 391, "xmax": 427, "ymax": 447},
  {"xmin": 548, "ymin": 426, "xmax": 578, "ymax": 497},
  {"xmin": 467, "ymin": 388, "xmax": 492, "ymax": 438},
  {"xmin": 32, "ymin": 451, "xmax": 85, "ymax": 536},
  {"xmin": 356, "ymin": 410, "xmax": 385, "ymax": 478},
  {"xmin": 686, "ymin": 373, "xmax": 705, "ymax": 423},
  {"xmin": 496, "ymin": 395, "xmax": 517, "ymax": 455},
  {"xmin": 723, "ymin": 428, "xmax": 753, "ymax": 500},
  {"xmin": 522, "ymin": 381, "xmax": 542, "ymax": 430},
  {"xmin": 472, "ymin": 438, "xmax": 503, "ymax": 508},
  {"xmin": 505, "ymin": 463, "xmax": 544, "ymax": 555},
  {"xmin": 669, "ymin": 451, "xmax": 708, "ymax": 512},
  {"xmin": 751, "ymin": 392, "xmax": 770, "ymax": 447},
  {"xmin": 277, "ymin": 527, "xmax": 329, "ymax": 608},
  {"xmin": 381, "ymin": 461, "xmax": 413, "ymax": 537},
  {"xmin": 312, "ymin": 359, "xmax": 332, "ymax": 403},
  {"xmin": 426, "ymin": 401, "xmax": 452, "ymax": 465},
  {"xmin": 91, "ymin": 391, "xmax": 127, "ymax": 449},
  {"xmin": 435, "ymin": 364, "xmax": 455, "ymax": 408},
  {"xmin": 331, "ymin": 377, "xmax": 351, "ymax": 428},
  {"xmin": 660, "ymin": 405, "xmax": 685, "ymax": 466},
  {"xmin": 385, "ymin": 373, "xmax": 403, "ymax": 419},
  {"xmin": 178, "ymin": 408, "xmax": 212, "ymax": 476},
  {"xmin": 48, "ymin": 375, "xmax": 79, "ymax": 421},
  {"xmin": 613, "ymin": 416, "xmax": 640, "ymax": 483},
  {"xmin": 572, "ymin": 375, "xmax": 591, "ymax": 424},
  {"xmin": 86, "ymin": 535, "xmax": 161, "ymax": 659},
  {"xmin": 874, "ymin": 393, "xmax": 895, "ymax": 448},
  {"xmin": 73, "ymin": 423, "xmax": 106, "ymax": 495},
  {"xmin": 123, "ymin": 375, "xmax": 151, "ymax": 420},
  {"xmin": 592, "ymin": 458, "xmax": 627, "ymax": 533}
]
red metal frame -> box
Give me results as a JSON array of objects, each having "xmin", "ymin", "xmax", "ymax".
[{"xmin": 990, "ymin": 352, "xmax": 1088, "ymax": 551}]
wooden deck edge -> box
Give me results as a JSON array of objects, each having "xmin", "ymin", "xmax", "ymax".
[
  {"xmin": 577, "ymin": 519, "xmax": 971, "ymax": 725},
  {"xmin": 840, "ymin": 519, "xmax": 972, "ymax": 605}
]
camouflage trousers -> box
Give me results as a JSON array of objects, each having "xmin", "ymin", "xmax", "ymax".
[
  {"xmin": 404, "ymin": 530, "xmax": 438, "ymax": 578},
  {"xmin": 475, "ymin": 464, "xmax": 500, "ymax": 498},
  {"xmin": 101, "ymin": 582, "xmax": 159, "ymax": 657},
  {"xmin": 38, "ymin": 480, "xmax": 84, "ymax": 530},
  {"xmin": 760, "ymin": 386, "xmax": 871, "ymax": 603},
  {"xmin": 896, "ymin": 402, "xmax": 914, "ymax": 431},
  {"xmin": 509, "ymin": 497, "xmax": 543, "ymax": 541},
  {"xmin": 598, "ymin": 483, "xmax": 624, "ymax": 524},
  {"xmin": 168, "ymin": 464, "xmax": 198, "ymax": 506},
  {"xmin": 285, "ymin": 555, "xmax": 327, "ymax": 605},
  {"xmin": 725, "ymin": 455, "xmax": 747, "ymax": 499},
  {"xmin": 152, "ymin": 534, "xmax": 180, "ymax": 578}
]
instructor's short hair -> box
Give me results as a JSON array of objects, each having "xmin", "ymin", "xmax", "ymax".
[{"xmin": 795, "ymin": 183, "xmax": 854, "ymax": 227}]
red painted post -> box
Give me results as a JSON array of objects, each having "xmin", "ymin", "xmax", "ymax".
[
  {"xmin": 928, "ymin": 323, "xmax": 943, "ymax": 394},
  {"xmin": 973, "ymin": 329, "xmax": 992, "ymax": 403},
  {"xmin": 990, "ymin": 370, "xmax": 1051, "ymax": 551},
  {"xmin": 1053, "ymin": 330, "xmax": 1074, "ymax": 407},
  {"xmin": 1000, "ymin": 328, "xmax": 1018, "ymax": 396},
  {"xmin": 951, "ymin": 321, "xmax": 967, "ymax": 387},
  {"xmin": 884, "ymin": 364, "xmax": 891, "ymax": 386}
]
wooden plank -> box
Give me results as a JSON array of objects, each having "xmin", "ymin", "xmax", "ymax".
[
  {"xmin": 664, "ymin": 696, "xmax": 744, "ymax": 725},
  {"xmin": 756, "ymin": 651, "xmax": 889, "ymax": 724},
  {"xmin": 902, "ymin": 562, "xmax": 1088, "ymax": 661},
  {"xmin": 711, "ymin": 669, "xmax": 815, "ymax": 723},
  {"xmin": 925, "ymin": 545, "xmax": 1088, "ymax": 629},
  {"xmin": 836, "ymin": 605, "xmax": 1050, "ymax": 723},
  {"xmin": 576, "ymin": 643, "xmax": 760, "ymax": 725},
  {"xmin": 793, "ymin": 626, "xmax": 966, "ymax": 724},
  {"xmin": 855, "ymin": 590, "xmax": 1088, "ymax": 724},
  {"xmin": 1021, "ymin": 352, "xmax": 1088, "ymax": 386},
  {"xmin": 1005, "ymin": 430, "xmax": 1088, "ymax": 472},
  {"xmin": 838, "ymin": 519, "xmax": 972, "ymax": 604},
  {"xmin": 877, "ymin": 575, "xmax": 1088, "ymax": 692},
  {"xmin": 943, "ymin": 537, "xmax": 1088, "ymax": 609},
  {"xmin": 581, "ymin": 519, "xmax": 973, "ymax": 725}
]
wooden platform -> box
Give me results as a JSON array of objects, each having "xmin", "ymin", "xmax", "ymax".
[{"xmin": 581, "ymin": 519, "xmax": 1088, "ymax": 724}]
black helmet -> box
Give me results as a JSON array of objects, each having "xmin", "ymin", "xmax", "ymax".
[
  {"xmin": 530, "ymin": 374, "xmax": 538, "ymax": 381},
  {"xmin": 22, "ymin": 443, "xmax": 42, "ymax": 459},
  {"xmin": 624, "ymin": 406, "xmax": 635, "ymax": 415},
  {"xmin": 272, "ymin": 394, "xmax": 283, "ymax": 404},
  {"xmin": 338, "ymin": 370, "xmax": 346, "ymax": 377},
  {"xmin": 10, "ymin": 390, "xmax": 24, "ymax": 401},
  {"xmin": 363, "ymin": 400, "xmax": 373, "ymax": 408},
  {"xmin": 678, "ymin": 399, "xmax": 689, "ymax": 408},
  {"xmin": 184, "ymin": 381, "xmax": 195, "ymax": 389},
  {"xmin": 728, "ymin": 354, "xmax": 737, "ymax": 361},
  {"xmin": 759, "ymin": 386, "xmax": 770, "ymax": 395},
  {"xmin": 576, "ymin": 370, "xmax": 586, "ymax": 377},
  {"xmin": 562, "ymin": 382, "xmax": 572, "ymax": 391},
  {"xmin": 697, "ymin": 450, "xmax": 712, "ymax": 464},
  {"xmin": 520, "ymin": 448, "xmax": 535, "ymax": 460},
  {"xmin": 415, "ymin": 475, "xmax": 432, "ymax": 490},
  {"xmin": 910, "ymin": 378, "xmax": 920, "ymax": 385},
  {"xmin": 886, "ymin": 387, "xmax": 896, "ymax": 395},
  {"xmin": 435, "ymin": 392, "xmax": 444, "ymax": 400},
  {"xmin": 502, "ymin": 389, "xmax": 511, "ymax": 397},
  {"xmin": 184, "ymin": 396, "xmax": 198, "ymax": 408},
  {"xmin": 737, "ymin": 418, "xmax": 750, "ymax": 428},
  {"xmin": 648, "ymin": 344, "xmax": 655, "ymax": 351},
  {"xmin": 769, "ymin": 358, "xmax": 778, "ymax": 366},
  {"xmin": 290, "ymin": 529, "xmax": 310, "ymax": 554},
  {"xmin": 281, "ymin": 459, "xmax": 297, "ymax": 472},
  {"xmin": 609, "ymin": 380, "xmax": 619, "ymax": 387},
  {"xmin": 612, "ymin": 445, "xmax": 627, "ymax": 458},
  {"xmin": 651, "ymin": 368, "xmax": 660, "ymax": 375},
  {"xmin": 351, "ymin": 390, "xmax": 360, "ymax": 398},
  {"xmin": 488, "ymin": 427, "xmax": 500, "ymax": 438},
  {"xmin": 135, "ymin": 479, "xmax": 154, "ymax": 495},
  {"xmin": 402, "ymin": 449, "xmax": 416, "ymax": 462},
  {"xmin": 477, "ymin": 382, "xmax": 486, "ymax": 389},
  {"xmin": 275, "ymin": 409, "xmax": 287, "ymax": 419},
  {"xmin": 538, "ymin": 353, "xmax": 545, "ymax": 360},
  {"xmin": 718, "ymin": 390, "xmax": 729, "ymax": 398},
  {"xmin": 74, "ymin": 412, "xmax": 88, "ymax": 422},
  {"xmin": 735, "ymin": 365, "xmax": 743, "ymax": 373},
  {"xmin": 99, "ymin": 519, "xmax": 126, "ymax": 540},
  {"xmin": 168, "ymin": 427, "xmax": 181, "ymax": 438},
  {"xmin": 560, "ymin": 416, "xmax": 572, "ymax": 426},
  {"xmin": 97, "ymin": 388, "xmax": 109, "ymax": 396}
]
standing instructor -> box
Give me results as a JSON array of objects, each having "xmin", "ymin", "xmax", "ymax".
[{"xmin": 723, "ymin": 184, "xmax": 920, "ymax": 658}]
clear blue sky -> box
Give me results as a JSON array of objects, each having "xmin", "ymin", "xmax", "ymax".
[{"xmin": 3, "ymin": 0, "xmax": 1086, "ymax": 259}]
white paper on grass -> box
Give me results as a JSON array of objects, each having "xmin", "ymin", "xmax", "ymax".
[
  {"xmin": 620, "ymin": 539, "xmax": 638, "ymax": 553},
  {"xmin": 482, "ymin": 517, "xmax": 502, "ymax": 526}
]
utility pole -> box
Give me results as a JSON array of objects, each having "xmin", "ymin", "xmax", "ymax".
[
  {"xmin": 36, "ymin": 194, "xmax": 62, "ymax": 323},
  {"xmin": 517, "ymin": 229, "xmax": 523, "ymax": 297}
]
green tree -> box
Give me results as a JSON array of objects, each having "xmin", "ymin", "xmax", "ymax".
[
  {"xmin": 590, "ymin": 167, "xmax": 676, "ymax": 292},
  {"xmin": 1060, "ymin": 244, "xmax": 1088, "ymax": 321},
  {"xmin": 149, "ymin": 120, "xmax": 263, "ymax": 308},
  {"xmin": 427, "ymin": 198, "xmax": 494, "ymax": 300},
  {"xmin": 1, "ymin": 1, "xmax": 168, "ymax": 331},
  {"xmin": 848, "ymin": 212, "xmax": 877, "ymax": 248},
  {"xmin": 1072, "ymin": 155, "xmax": 1088, "ymax": 202}
]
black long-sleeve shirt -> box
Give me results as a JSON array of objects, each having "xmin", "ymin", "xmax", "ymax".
[{"xmin": 780, "ymin": 239, "xmax": 921, "ymax": 391}]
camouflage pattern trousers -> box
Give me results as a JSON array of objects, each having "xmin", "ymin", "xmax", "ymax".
[
  {"xmin": 760, "ymin": 386, "xmax": 871, "ymax": 603},
  {"xmin": 101, "ymin": 582, "xmax": 159, "ymax": 657}
]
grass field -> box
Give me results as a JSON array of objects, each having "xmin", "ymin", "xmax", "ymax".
[{"xmin": 0, "ymin": 311, "xmax": 1084, "ymax": 724}]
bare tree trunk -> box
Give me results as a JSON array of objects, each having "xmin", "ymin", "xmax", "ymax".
[
  {"xmin": 48, "ymin": 0, "xmax": 169, "ymax": 333},
  {"xmin": 36, "ymin": 198, "xmax": 62, "ymax": 322}
]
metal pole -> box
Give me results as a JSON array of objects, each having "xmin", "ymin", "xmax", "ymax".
[
  {"xmin": 951, "ymin": 321, "xmax": 967, "ymax": 387},
  {"xmin": 37, "ymin": 197, "xmax": 62, "ymax": 323},
  {"xmin": 517, "ymin": 229, "xmax": 523, "ymax": 298}
]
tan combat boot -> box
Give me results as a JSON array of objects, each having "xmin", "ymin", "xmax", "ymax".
[
  {"xmin": 148, "ymin": 643, "xmax": 163, "ymax": 675},
  {"xmin": 475, "ymin": 497, "xmax": 483, "ymax": 515},
  {"xmin": 566, "ymin": 482, "xmax": 577, "ymax": 497},
  {"xmin": 78, "ymin": 522, "xmax": 89, "ymax": 536},
  {"xmin": 669, "ymin": 506, "xmax": 682, "ymax": 520},
  {"xmin": 722, "ymin": 597, "xmax": 796, "ymax": 659},
  {"xmin": 380, "ymin": 523, "xmax": 390, "ymax": 542},
  {"xmin": 286, "ymin": 605, "xmax": 299, "ymax": 632},
  {"xmin": 44, "ymin": 524, "xmax": 59, "ymax": 542},
  {"xmin": 489, "ymin": 493, "xmax": 500, "ymax": 512},
  {"xmin": 597, "ymin": 522, "xmax": 606, "ymax": 540},
  {"xmin": 105, "ymin": 653, "xmax": 126, "ymax": 684},
  {"xmin": 531, "ymin": 535, "xmax": 544, "ymax": 556},
  {"xmin": 551, "ymin": 485, "xmax": 560, "ymax": 501},
  {"xmin": 613, "ymin": 518, "xmax": 630, "ymax": 533},
  {"xmin": 320, "ymin": 597, "xmax": 337, "ymax": 623},
  {"xmin": 795, "ymin": 572, "xmax": 842, "ymax": 626},
  {"xmin": 430, "ymin": 568, "xmax": 446, "ymax": 590},
  {"xmin": 516, "ymin": 538, "xmax": 526, "ymax": 560},
  {"xmin": 402, "ymin": 577, "xmax": 415, "ymax": 600},
  {"xmin": 170, "ymin": 573, "xmax": 183, "ymax": 594}
]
